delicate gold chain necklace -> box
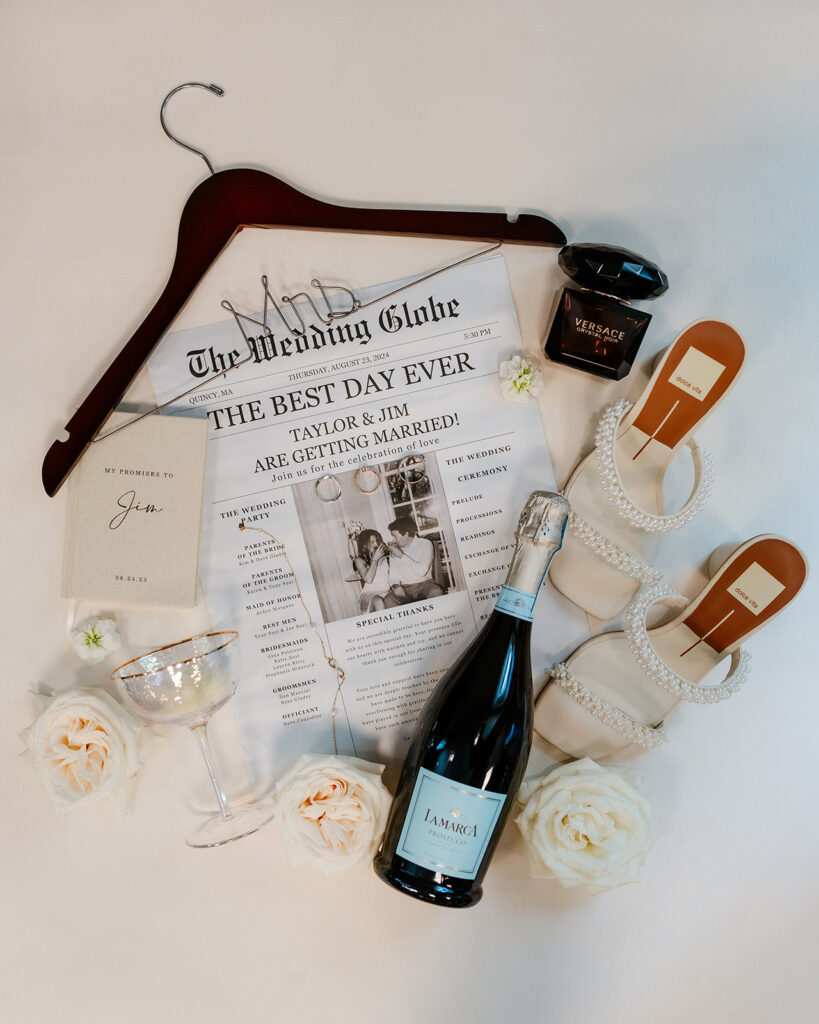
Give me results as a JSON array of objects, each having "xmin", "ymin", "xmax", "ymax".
[{"xmin": 238, "ymin": 521, "xmax": 346, "ymax": 754}]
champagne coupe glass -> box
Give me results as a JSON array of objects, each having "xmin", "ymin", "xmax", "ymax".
[{"xmin": 112, "ymin": 631, "xmax": 274, "ymax": 848}]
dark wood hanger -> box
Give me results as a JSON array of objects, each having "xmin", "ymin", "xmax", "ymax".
[{"xmin": 42, "ymin": 166, "xmax": 565, "ymax": 496}]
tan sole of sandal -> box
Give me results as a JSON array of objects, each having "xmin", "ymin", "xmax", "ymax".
[
  {"xmin": 536, "ymin": 535, "xmax": 808, "ymax": 758},
  {"xmin": 551, "ymin": 320, "xmax": 746, "ymax": 620}
]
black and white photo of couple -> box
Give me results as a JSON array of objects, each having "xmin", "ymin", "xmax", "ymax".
[
  {"xmin": 292, "ymin": 453, "xmax": 466, "ymax": 624},
  {"xmin": 352, "ymin": 516, "xmax": 445, "ymax": 613}
]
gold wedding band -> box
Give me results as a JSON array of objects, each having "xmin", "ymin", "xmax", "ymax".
[{"xmin": 354, "ymin": 465, "xmax": 382, "ymax": 494}]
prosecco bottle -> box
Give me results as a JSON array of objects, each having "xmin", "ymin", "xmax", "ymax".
[{"xmin": 373, "ymin": 491, "xmax": 570, "ymax": 907}]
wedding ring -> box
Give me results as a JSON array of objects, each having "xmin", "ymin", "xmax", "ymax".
[
  {"xmin": 354, "ymin": 465, "xmax": 381, "ymax": 494},
  {"xmin": 314, "ymin": 474, "xmax": 342, "ymax": 502},
  {"xmin": 397, "ymin": 453, "xmax": 427, "ymax": 485}
]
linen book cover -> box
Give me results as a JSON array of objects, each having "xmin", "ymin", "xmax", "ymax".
[{"xmin": 61, "ymin": 412, "xmax": 209, "ymax": 607}]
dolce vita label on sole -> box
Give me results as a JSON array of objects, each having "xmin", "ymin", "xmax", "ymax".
[
  {"xmin": 729, "ymin": 562, "xmax": 786, "ymax": 615},
  {"xmin": 396, "ymin": 768, "xmax": 505, "ymax": 880},
  {"xmin": 669, "ymin": 347, "xmax": 726, "ymax": 401}
]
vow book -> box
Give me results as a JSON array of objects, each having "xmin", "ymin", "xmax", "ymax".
[{"xmin": 61, "ymin": 412, "xmax": 209, "ymax": 607}]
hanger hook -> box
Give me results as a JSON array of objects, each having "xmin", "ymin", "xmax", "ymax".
[{"xmin": 160, "ymin": 82, "xmax": 224, "ymax": 176}]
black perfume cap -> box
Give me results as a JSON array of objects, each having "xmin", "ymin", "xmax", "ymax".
[{"xmin": 558, "ymin": 243, "xmax": 668, "ymax": 301}]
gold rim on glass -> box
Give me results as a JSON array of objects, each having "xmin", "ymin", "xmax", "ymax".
[{"xmin": 110, "ymin": 630, "xmax": 239, "ymax": 681}]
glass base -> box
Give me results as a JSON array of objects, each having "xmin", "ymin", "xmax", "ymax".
[{"xmin": 185, "ymin": 800, "xmax": 276, "ymax": 848}]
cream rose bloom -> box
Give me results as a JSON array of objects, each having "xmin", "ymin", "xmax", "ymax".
[
  {"xmin": 24, "ymin": 688, "xmax": 148, "ymax": 816},
  {"xmin": 275, "ymin": 754, "xmax": 391, "ymax": 874},
  {"xmin": 515, "ymin": 758, "xmax": 655, "ymax": 893}
]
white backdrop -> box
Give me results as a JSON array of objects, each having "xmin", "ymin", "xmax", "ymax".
[{"xmin": 2, "ymin": 2, "xmax": 818, "ymax": 1022}]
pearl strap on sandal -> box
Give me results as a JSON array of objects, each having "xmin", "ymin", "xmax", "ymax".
[
  {"xmin": 567, "ymin": 511, "xmax": 663, "ymax": 584},
  {"xmin": 549, "ymin": 662, "xmax": 667, "ymax": 750},
  {"xmin": 549, "ymin": 583, "xmax": 751, "ymax": 751},
  {"xmin": 622, "ymin": 583, "xmax": 751, "ymax": 703},
  {"xmin": 593, "ymin": 399, "xmax": 715, "ymax": 533},
  {"xmin": 552, "ymin": 325, "xmax": 746, "ymax": 621}
]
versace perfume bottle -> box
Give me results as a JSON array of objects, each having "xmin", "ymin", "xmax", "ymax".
[{"xmin": 544, "ymin": 243, "xmax": 668, "ymax": 380}]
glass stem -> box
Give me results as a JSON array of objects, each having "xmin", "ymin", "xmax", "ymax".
[{"xmin": 190, "ymin": 722, "xmax": 232, "ymax": 820}]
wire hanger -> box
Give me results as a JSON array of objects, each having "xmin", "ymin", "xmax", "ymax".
[
  {"xmin": 94, "ymin": 238, "xmax": 503, "ymax": 444},
  {"xmin": 42, "ymin": 82, "xmax": 565, "ymax": 496},
  {"xmin": 221, "ymin": 239, "xmax": 501, "ymax": 342}
]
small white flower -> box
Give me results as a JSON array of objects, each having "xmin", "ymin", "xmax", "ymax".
[
  {"xmin": 71, "ymin": 617, "xmax": 121, "ymax": 664},
  {"xmin": 498, "ymin": 354, "xmax": 543, "ymax": 403},
  {"xmin": 23, "ymin": 688, "xmax": 151, "ymax": 816},
  {"xmin": 275, "ymin": 753, "xmax": 391, "ymax": 874},
  {"xmin": 515, "ymin": 758, "xmax": 655, "ymax": 893}
]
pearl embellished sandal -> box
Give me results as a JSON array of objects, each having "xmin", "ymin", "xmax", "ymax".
[
  {"xmin": 534, "ymin": 536, "xmax": 808, "ymax": 758},
  {"xmin": 550, "ymin": 320, "xmax": 746, "ymax": 620}
]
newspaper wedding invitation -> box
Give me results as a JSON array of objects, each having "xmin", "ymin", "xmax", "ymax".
[{"xmin": 147, "ymin": 254, "xmax": 569, "ymax": 786}]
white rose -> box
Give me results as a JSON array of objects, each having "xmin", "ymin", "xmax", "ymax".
[
  {"xmin": 515, "ymin": 757, "xmax": 655, "ymax": 893},
  {"xmin": 275, "ymin": 754, "xmax": 391, "ymax": 874},
  {"xmin": 24, "ymin": 688, "xmax": 148, "ymax": 816},
  {"xmin": 71, "ymin": 617, "xmax": 121, "ymax": 664},
  {"xmin": 498, "ymin": 354, "xmax": 543, "ymax": 403}
]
